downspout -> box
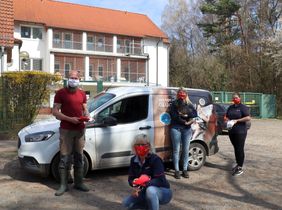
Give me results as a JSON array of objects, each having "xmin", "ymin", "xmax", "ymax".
[
  {"xmin": 18, "ymin": 40, "xmax": 22, "ymax": 71},
  {"xmin": 0, "ymin": 46, "xmax": 5, "ymax": 76},
  {"xmin": 166, "ymin": 44, "xmax": 170, "ymax": 87},
  {"xmin": 146, "ymin": 54, "xmax": 149, "ymax": 86},
  {"xmin": 156, "ymin": 38, "xmax": 161, "ymax": 86}
]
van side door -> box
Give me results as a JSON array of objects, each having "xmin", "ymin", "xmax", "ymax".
[{"xmin": 93, "ymin": 94, "xmax": 154, "ymax": 168}]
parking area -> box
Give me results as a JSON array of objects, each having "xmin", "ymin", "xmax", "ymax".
[{"xmin": 0, "ymin": 119, "xmax": 282, "ymax": 210}]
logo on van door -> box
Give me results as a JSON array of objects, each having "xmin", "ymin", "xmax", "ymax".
[{"xmin": 160, "ymin": 112, "xmax": 171, "ymax": 125}]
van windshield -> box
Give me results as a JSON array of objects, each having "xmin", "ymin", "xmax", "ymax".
[{"xmin": 87, "ymin": 92, "xmax": 115, "ymax": 113}]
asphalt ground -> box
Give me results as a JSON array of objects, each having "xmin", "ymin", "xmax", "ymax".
[{"xmin": 0, "ymin": 119, "xmax": 282, "ymax": 210}]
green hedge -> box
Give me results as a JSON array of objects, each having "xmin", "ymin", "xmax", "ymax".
[{"xmin": 0, "ymin": 71, "xmax": 58, "ymax": 136}]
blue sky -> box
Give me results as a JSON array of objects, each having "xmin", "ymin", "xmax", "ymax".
[{"xmin": 58, "ymin": 0, "xmax": 168, "ymax": 27}]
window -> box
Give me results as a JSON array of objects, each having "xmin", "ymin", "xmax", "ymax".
[
  {"xmin": 21, "ymin": 26, "xmax": 43, "ymax": 39},
  {"xmin": 21, "ymin": 58, "xmax": 31, "ymax": 70},
  {"xmin": 64, "ymin": 33, "xmax": 72, "ymax": 49},
  {"xmin": 65, "ymin": 63, "xmax": 71, "ymax": 77},
  {"xmin": 53, "ymin": 33, "xmax": 61, "ymax": 47},
  {"xmin": 21, "ymin": 58, "xmax": 43, "ymax": 70},
  {"xmin": 117, "ymin": 40, "xmax": 121, "ymax": 49},
  {"xmin": 87, "ymin": 36, "xmax": 94, "ymax": 43},
  {"xmin": 54, "ymin": 63, "xmax": 60, "ymax": 73},
  {"xmin": 87, "ymin": 92, "xmax": 115, "ymax": 113},
  {"xmin": 33, "ymin": 27, "xmax": 42, "ymax": 39},
  {"xmin": 124, "ymin": 67, "xmax": 129, "ymax": 81},
  {"xmin": 89, "ymin": 65, "xmax": 93, "ymax": 78},
  {"xmin": 97, "ymin": 38, "xmax": 104, "ymax": 48},
  {"xmin": 87, "ymin": 36, "xmax": 94, "ymax": 50},
  {"xmin": 98, "ymin": 66, "xmax": 103, "ymax": 77},
  {"xmin": 21, "ymin": 26, "xmax": 31, "ymax": 38},
  {"xmin": 125, "ymin": 40, "xmax": 131, "ymax": 53},
  {"xmin": 33, "ymin": 59, "xmax": 42, "ymax": 70},
  {"xmin": 96, "ymin": 95, "xmax": 148, "ymax": 124}
]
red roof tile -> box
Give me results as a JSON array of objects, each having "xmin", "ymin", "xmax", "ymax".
[
  {"xmin": 14, "ymin": 0, "xmax": 168, "ymax": 39},
  {"xmin": 0, "ymin": 0, "xmax": 14, "ymax": 47}
]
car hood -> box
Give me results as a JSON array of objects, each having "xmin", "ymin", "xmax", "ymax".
[{"xmin": 18, "ymin": 119, "xmax": 60, "ymax": 136}]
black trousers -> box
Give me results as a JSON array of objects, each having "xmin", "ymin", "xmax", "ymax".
[{"xmin": 228, "ymin": 132, "xmax": 247, "ymax": 167}]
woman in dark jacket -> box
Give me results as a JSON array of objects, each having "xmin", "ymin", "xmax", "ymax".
[
  {"xmin": 170, "ymin": 88, "xmax": 197, "ymax": 179},
  {"xmin": 226, "ymin": 92, "xmax": 251, "ymax": 176},
  {"xmin": 122, "ymin": 134, "xmax": 172, "ymax": 210}
]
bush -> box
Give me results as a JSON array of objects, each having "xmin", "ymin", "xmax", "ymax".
[{"xmin": 0, "ymin": 71, "xmax": 58, "ymax": 137}]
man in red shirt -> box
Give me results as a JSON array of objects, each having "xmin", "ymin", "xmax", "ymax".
[{"xmin": 53, "ymin": 70, "xmax": 89, "ymax": 196}]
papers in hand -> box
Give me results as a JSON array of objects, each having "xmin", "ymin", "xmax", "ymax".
[{"xmin": 226, "ymin": 120, "xmax": 235, "ymax": 130}]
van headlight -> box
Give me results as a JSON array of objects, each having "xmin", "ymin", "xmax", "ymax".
[{"xmin": 25, "ymin": 131, "xmax": 55, "ymax": 142}]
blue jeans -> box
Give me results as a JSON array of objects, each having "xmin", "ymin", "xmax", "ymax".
[
  {"xmin": 170, "ymin": 126, "xmax": 192, "ymax": 171},
  {"xmin": 122, "ymin": 186, "xmax": 172, "ymax": 210}
]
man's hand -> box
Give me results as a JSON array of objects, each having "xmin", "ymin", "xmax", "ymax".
[
  {"xmin": 79, "ymin": 116, "xmax": 90, "ymax": 122},
  {"xmin": 69, "ymin": 117, "xmax": 81, "ymax": 124}
]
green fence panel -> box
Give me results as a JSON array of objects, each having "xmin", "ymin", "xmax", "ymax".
[
  {"xmin": 212, "ymin": 91, "xmax": 225, "ymax": 103},
  {"xmin": 211, "ymin": 91, "xmax": 277, "ymax": 118},
  {"xmin": 97, "ymin": 81, "xmax": 103, "ymax": 93},
  {"xmin": 242, "ymin": 92, "xmax": 262, "ymax": 118},
  {"xmin": 261, "ymin": 94, "xmax": 276, "ymax": 118}
]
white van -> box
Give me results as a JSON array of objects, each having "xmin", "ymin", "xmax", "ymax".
[{"xmin": 18, "ymin": 86, "xmax": 219, "ymax": 180}]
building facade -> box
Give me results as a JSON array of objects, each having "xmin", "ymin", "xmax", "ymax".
[
  {"xmin": 0, "ymin": 0, "xmax": 14, "ymax": 74},
  {"xmin": 5, "ymin": 0, "xmax": 169, "ymax": 89}
]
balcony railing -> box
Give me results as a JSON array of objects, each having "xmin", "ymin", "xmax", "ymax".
[
  {"xmin": 87, "ymin": 43, "xmax": 113, "ymax": 52},
  {"xmin": 120, "ymin": 73, "xmax": 146, "ymax": 83},
  {"xmin": 52, "ymin": 40, "xmax": 143, "ymax": 55},
  {"xmin": 117, "ymin": 45, "xmax": 143, "ymax": 55},
  {"xmin": 53, "ymin": 40, "xmax": 82, "ymax": 50}
]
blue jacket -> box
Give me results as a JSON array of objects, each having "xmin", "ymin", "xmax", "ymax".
[
  {"xmin": 169, "ymin": 99, "xmax": 197, "ymax": 128},
  {"xmin": 128, "ymin": 153, "xmax": 170, "ymax": 189}
]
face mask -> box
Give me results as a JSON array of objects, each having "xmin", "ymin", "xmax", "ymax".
[
  {"xmin": 177, "ymin": 91, "xmax": 186, "ymax": 100},
  {"xmin": 134, "ymin": 144, "xmax": 150, "ymax": 157},
  {"xmin": 232, "ymin": 98, "xmax": 241, "ymax": 104},
  {"xmin": 68, "ymin": 79, "xmax": 79, "ymax": 88}
]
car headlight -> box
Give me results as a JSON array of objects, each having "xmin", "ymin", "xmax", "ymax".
[{"xmin": 25, "ymin": 131, "xmax": 55, "ymax": 142}]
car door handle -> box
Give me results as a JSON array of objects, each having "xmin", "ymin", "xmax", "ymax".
[{"xmin": 139, "ymin": 126, "xmax": 151, "ymax": 130}]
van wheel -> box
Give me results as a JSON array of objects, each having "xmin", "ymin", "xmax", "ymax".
[
  {"xmin": 51, "ymin": 153, "xmax": 90, "ymax": 182},
  {"xmin": 188, "ymin": 143, "xmax": 206, "ymax": 171}
]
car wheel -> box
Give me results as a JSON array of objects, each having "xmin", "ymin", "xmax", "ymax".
[
  {"xmin": 188, "ymin": 143, "xmax": 206, "ymax": 171},
  {"xmin": 51, "ymin": 153, "xmax": 89, "ymax": 182}
]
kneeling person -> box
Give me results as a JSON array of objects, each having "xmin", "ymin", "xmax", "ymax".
[{"xmin": 122, "ymin": 134, "xmax": 172, "ymax": 210}]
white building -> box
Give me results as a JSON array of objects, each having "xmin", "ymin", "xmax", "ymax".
[{"xmin": 6, "ymin": 0, "xmax": 169, "ymax": 91}]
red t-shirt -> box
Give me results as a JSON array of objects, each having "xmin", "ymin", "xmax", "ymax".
[{"xmin": 54, "ymin": 87, "xmax": 87, "ymax": 130}]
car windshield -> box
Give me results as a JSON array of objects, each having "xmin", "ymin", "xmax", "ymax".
[{"xmin": 87, "ymin": 92, "xmax": 115, "ymax": 113}]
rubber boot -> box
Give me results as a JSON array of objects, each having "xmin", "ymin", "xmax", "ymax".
[
  {"xmin": 55, "ymin": 168, "xmax": 68, "ymax": 196},
  {"xmin": 74, "ymin": 167, "xmax": 89, "ymax": 192}
]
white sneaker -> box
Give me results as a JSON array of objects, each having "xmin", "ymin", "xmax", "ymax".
[
  {"xmin": 231, "ymin": 164, "xmax": 238, "ymax": 172},
  {"xmin": 232, "ymin": 167, "xmax": 244, "ymax": 176}
]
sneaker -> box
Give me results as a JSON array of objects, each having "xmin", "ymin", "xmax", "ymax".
[
  {"xmin": 182, "ymin": 170, "xmax": 189, "ymax": 178},
  {"xmin": 231, "ymin": 164, "xmax": 238, "ymax": 173},
  {"xmin": 232, "ymin": 167, "xmax": 244, "ymax": 176},
  {"xmin": 174, "ymin": 171, "xmax": 181, "ymax": 179}
]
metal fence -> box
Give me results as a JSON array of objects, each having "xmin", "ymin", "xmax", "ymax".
[
  {"xmin": 0, "ymin": 77, "xmax": 29, "ymax": 133},
  {"xmin": 211, "ymin": 91, "xmax": 276, "ymax": 118}
]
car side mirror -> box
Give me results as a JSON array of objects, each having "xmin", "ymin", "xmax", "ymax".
[{"xmin": 102, "ymin": 116, "xmax": 117, "ymax": 126}]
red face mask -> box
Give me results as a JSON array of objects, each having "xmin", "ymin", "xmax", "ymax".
[
  {"xmin": 232, "ymin": 97, "xmax": 241, "ymax": 104},
  {"xmin": 177, "ymin": 91, "xmax": 187, "ymax": 100},
  {"xmin": 134, "ymin": 144, "xmax": 150, "ymax": 157}
]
